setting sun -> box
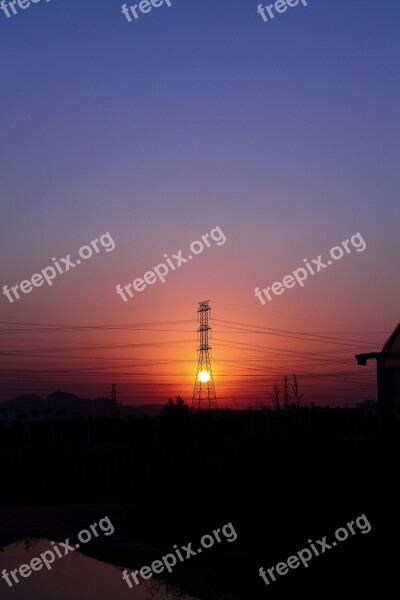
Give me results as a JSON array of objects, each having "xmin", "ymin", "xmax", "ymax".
[{"xmin": 198, "ymin": 371, "xmax": 210, "ymax": 383}]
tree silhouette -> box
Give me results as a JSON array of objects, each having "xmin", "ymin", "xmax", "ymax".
[
  {"xmin": 291, "ymin": 374, "xmax": 303, "ymax": 407},
  {"xmin": 270, "ymin": 382, "xmax": 281, "ymax": 410}
]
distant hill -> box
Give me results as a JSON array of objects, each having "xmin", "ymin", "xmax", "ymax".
[
  {"xmin": 0, "ymin": 394, "xmax": 46, "ymax": 413},
  {"xmin": 0, "ymin": 392, "xmax": 112, "ymax": 418},
  {"xmin": 0, "ymin": 393, "xmax": 165, "ymax": 419}
]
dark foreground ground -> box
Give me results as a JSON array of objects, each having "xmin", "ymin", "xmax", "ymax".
[{"xmin": 0, "ymin": 407, "xmax": 398, "ymax": 599}]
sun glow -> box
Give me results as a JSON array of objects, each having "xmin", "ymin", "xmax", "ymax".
[{"xmin": 198, "ymin": 371, "xmax": 210, "ymax": 383}]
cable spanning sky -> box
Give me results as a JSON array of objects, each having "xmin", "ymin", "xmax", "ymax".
[
  {"xmin": 1, "ymin": 0, "xmax": 399, "ymax": 406},
  {"xmin": 0, "ymin": 301, "xmax": 390, "ymax": 406}
]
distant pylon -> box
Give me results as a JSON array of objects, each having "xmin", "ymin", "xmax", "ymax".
[{"xmin": 192, "ymin": 300, "xmax": 217, "ymax": 409}]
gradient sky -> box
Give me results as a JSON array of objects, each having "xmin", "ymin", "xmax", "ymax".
[{"xmin": 1, "ymin": 0, "xmax": 399, "ymax": 406}]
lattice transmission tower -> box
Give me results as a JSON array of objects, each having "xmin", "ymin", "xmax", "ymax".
[{"xmin": 192, "ymin": 300, "xmax": 217, "ymax": 409}]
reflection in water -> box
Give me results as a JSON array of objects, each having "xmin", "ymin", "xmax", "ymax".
[{"xmin": 0, "ymin": 540, "xmax": 201, "ymax": 600}]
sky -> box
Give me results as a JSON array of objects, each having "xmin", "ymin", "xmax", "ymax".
[{"xmin": 1, "ymin": 0, "xmax": 399, "ymax": 406}]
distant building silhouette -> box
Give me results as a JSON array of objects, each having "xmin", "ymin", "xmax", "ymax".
[{"xmin": 356, "ymin": 323, "xmax": 400, "ymax": 424}]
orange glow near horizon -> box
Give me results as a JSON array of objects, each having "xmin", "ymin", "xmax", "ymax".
[{"xmin": 0, "ymin": 295, "xmax": 386, "ymax": 409}]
